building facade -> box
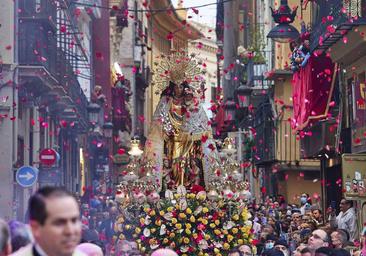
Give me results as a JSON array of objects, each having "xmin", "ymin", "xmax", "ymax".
[{"xmin": 0, "ymin": 0, "xmax": 98, "ymax": 220}]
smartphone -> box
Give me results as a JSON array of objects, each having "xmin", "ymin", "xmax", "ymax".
[{"xmin": 331, "ymin": 200, "xmax": 336, "ymax": 209}]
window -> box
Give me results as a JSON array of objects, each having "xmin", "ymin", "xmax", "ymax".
[{"xmin": 35, "ymin": 0, "xmax": 42, "ymax": 13}]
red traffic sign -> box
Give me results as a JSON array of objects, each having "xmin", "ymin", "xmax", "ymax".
[{"xmin": 40, "ymin": 148, "xmax": 57, "ymax": 166}]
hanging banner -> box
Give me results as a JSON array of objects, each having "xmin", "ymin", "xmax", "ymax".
[
  {"xmin": 342, "ymin": 154, "xmax": 366, "ymax": 199},
  {"xmin": 352, "ymin": 75, "xmax": 366, "ymax": 152}
]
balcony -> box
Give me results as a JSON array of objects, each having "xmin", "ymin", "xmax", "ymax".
[
  {"xmin": 18, "ymin": 1, "xmax": 90, "ymax": 126},
  {"xmin": 311, "ymin": 0, "xmax": 366, "ymax": 52},
  {"xmin": 300, "ymin": 118, "xmax": 338, "ymax": 158},
  {"xmin": 18, "ymin": 0, "xmax": 57, "ymax": 30},
  {"xmin": 253, "ymin": 102, "xmax": 275, "ymax": 164},
  {"xmin": 18, "ymin": 22, "xmax": 58, "ymax": 79}
]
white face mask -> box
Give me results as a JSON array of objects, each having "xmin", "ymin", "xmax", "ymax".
[{"xmin": 265, "ymin": 242, "xmax": 274, "ymax": 250}]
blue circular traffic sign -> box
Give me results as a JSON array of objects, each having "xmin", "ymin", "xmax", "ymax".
[{"xmin": 16, "ymin": 166, "xmax": 38, "ymax": 187}]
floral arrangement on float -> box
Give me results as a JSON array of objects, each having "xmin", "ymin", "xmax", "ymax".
[{"xmin": 114, "ymin": 185, "xmax": 254, "ymax": 256}]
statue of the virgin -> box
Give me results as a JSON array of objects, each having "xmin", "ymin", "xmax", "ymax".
[{"xmin": 143, "ymin": 51, "xmax": 220, "ymax": 191}]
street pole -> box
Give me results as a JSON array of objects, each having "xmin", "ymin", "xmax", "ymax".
[{"xmin": 223, "ymin": 0, "xmax": 234, "ymax": 101}]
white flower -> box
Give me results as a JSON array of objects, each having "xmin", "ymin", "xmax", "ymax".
[
  {"xmin": 143, "ymin": 228, "xmax": 151, "ymax": 237},
  {"xmin": 160, "ymin": 224, "xmax": 166, "ymax": 235}
]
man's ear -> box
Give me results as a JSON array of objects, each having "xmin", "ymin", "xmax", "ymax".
[
  {"xmin": 29, "ymin": 220, "xmax": 41, "ymax": 240},
  {"xmin": 5, "ymin": 240, "xmax": 12, "ymax": 255}
]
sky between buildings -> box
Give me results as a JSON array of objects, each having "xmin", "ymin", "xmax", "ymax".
[{"xmin": 171, "ymin": 0, "xmax": 217, "ymax": 26}]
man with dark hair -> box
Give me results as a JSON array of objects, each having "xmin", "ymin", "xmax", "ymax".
[
  {"xmin": 315, "ymin": 247, "xmax": 333, "ymax": 256},
  {"xmin": 11, "ymin": 186, "xmax": 84, "ymax": 256},
  {"xmin": 329, "ymin": 199, "xmax": 357, "ymax": 241},
  {"xmin": 0, "ymin": 219, "xmax": 11, "ymax": 256},
  {"xmin": 311, "ymin": 207, "xmax": 323, "ymax": 226}
]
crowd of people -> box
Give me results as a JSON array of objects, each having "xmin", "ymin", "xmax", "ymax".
[
  {"xmin": 0, "ymin": 188, "xmax": 364, "ymax": 256},
  {"xmin": 227, "ymin": 194, "xmax": 361, "ymax": 256}
]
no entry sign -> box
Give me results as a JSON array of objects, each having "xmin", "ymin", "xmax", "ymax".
[{"xmin": 40, "ymin": 148, "xmax": 57, "ymax": 166}]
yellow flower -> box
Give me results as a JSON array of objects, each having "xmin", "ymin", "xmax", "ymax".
[
  {"xmin": 172, "ymin": 218, "xmax": 178, "ymax": 224},
  {"xmin": 227, "ymin": 234, "xmax": 234, "ymax": 242},
  {"xmin": 186, "ymin": 223, "xmax": 192, "ymax": 229},
  {"xmin": 179, "ymin": 213, "xmax": 186, "ymax": 219},
  {"xmin": 214, "ymin": 248, "xmax": 220, "ymax": 254},
  {"xmin": 140, "ymin": 247, "xmax": 146, "ymax": 253},
  {"xmin": 155, "ymin": 220, "xmax": 162, "ymax": 226},
  {"xmin": 224, "ymin": 243, "xmax": 230, "ymax": 250},
  {"xmin": 163, "ymin": 238, "xmax": 169, "ymax": 244},
  {"xmin": 135, "ymin": 227, "xmax": 141, "ymax": 234},
  {"xmin": 148, "ymin": 238, "xmax": 157, "ymax": 245},
  {"xmin": 144, "ymin": 207, "xmax": 151, "ymax": 213},
  {"xmin": 167, "ymin": 206, "xmax": 174, "ymax": 212},
  {"xmin": 185, "ymin": 229, "xmax": 191, "ymax": 235},
  {"xmin": 202, "ymin": 207, "xmax": 209, "ymax": 213},
  {"xmin": 182, "ymin": 254, "xmax": 188, "ymax": 256},
  {"xmin": 215, "ymin": 220, "xmax": 220, "ymax": 225},
  {"xmin": 169, "ymin": 233, "xmax": 175, "ymax": 238},
  {"xmin": 223, "ymin": 230, "xmax": 228, "ymax": 235},
  {"xmin": 140, "ymin": 218, "xmax": 145, "ymax": 225},
  {"xmin": 210, "ymin": 223, "xmax": 216, "ymax": 228},
  {"xmin": 238, "ymin": 239, "xmax": 244, "ymax": 245},
  {"xmin": 204, "ymin": 234, "xmax": 210, "ymax": 240},
  {"xmin": 186, "ymin": 208, "xmax": 192, "ymax": 214},
  {"xmin": 190, "ymin": 216, "xmax": 196, "ymax": 223},
  {"xmin": 119, "ymin": 234, "xmax": 125, "ymax": 240},
  {"xmin": 232, "ymin": 228, "xmax": 238, "ymax": 234},
  {"xmin": 183, "ymin": 237, "xmax": 190, "ymax": 244},
  {"xmin": 201, "ymin": 219, "xmax": 208, "ymax": 225},
  {"xmin": 193, "ymin": 233, "xmax": 198, "ymax": 239},
  {"xmin": 175, "ymin": 223, "xmax": 182, "ymax": 229},
  {"xmin": 214, "ymin": 229, "xmax": 221, "ymax": 235},
  {"xmin": 125, "ymin": 225, "xmax": 131, "ymax": 230},
  {"xmin": 149, "ymin": 210, "xmax": 156, "ymax": 216},
  {"xmin": 159, "ymin": 210, "xmax": 165, "ymax": 216},
  {"xmin": 151, "ymin": 228, "xmax": 156, "ymax": 233},
  {"xmin": 232, "ymin": 214, "xmax": 239, "ymax": 221}
]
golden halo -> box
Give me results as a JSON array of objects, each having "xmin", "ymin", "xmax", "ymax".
[{"xmin": 151, "ymin": 50, "xmax": 205, "ymax": 95}]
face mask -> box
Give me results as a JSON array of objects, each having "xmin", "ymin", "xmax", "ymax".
[
  {"xmin": 300, "ymin": 197, "xmax": 307, "ymax": 204},
  {"xmin": 265, "ymin": 242, "xmax": 274, "ymax": 250}
]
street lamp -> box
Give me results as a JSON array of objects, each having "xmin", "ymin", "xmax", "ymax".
[
  {"xmin": 103, "ymin": 122, "xmax": 113, "ymax": 138},
  {"xmin": 87, "ymin": 103, "xmax": 101, "ymax": 125},
  {"xmin": 235, "ymin": 84, "xmax": 253, "ymax": 109},
  {"xmin": 267, "ymin": 0, "xmax": 300, "ymax": 43},
  {"xmin": 224, "ymin": 98, "xmax": 236, "ymax": 130},
  {"xmin": 128, "ymin": 137, "xmax": 143, "ymax": 157}
]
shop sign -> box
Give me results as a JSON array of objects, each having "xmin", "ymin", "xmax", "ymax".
[
  {"xmin": 342, "ymin": 154, "xmax": 366, "ymax": 199},
  {"xmin": 113, "ymin": 154, "xmax": 130, "ymax": 165}
]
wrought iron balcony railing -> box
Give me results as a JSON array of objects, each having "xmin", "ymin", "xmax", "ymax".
[
  {"xmin": 311, "ymin": 0, "xmax": 366, "ymax": 52},
  {"xmin": 18, "ymin": 0, "xmax": 57, "ymax": 29},
  {"xmin": 253, "ymin": 102, "xmax": 275, "ymax": 164},
  {"xmin": 18, "ymin": 22, "xmax": 58, "ymax": 78},
  {"xmin": 300, "ymin": 118, "xmax": 338, "ymax": 158},
  {"xmin": 18, "ymin": 0, "xmax": 90, "ymax": 123}
]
